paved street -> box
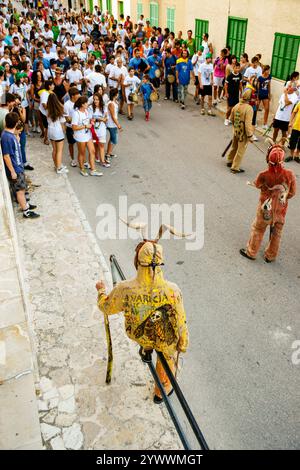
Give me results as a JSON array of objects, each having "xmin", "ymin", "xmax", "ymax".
[{"xmin": 65, "ymin": 95, "xmax": 300, "ymax": 450}]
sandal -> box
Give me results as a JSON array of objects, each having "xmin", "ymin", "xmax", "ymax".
[
  {"xmin": 239, "ymin": 248, "xmax": 255, "ymax": 260},
  {"xmin": 44, "ymin": 139, "xmax": 50, "ymax": 145}
]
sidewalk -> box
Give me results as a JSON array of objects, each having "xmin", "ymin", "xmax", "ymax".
[
  {"xmin": 13, "ymin": 136, "xmax": 181, "ymax": 450},
  {"xmin": 0, "ymin": 156, "xmax": 42, "ymax": 450}
]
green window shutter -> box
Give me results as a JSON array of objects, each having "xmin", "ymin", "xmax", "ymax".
[
  {"xmin": 89, "ymin": 0, "xmax": 93, "ymax": 14},
  {"xmin": 195, "ymin": 19, "xmax": 209, "ymax": 51},
  {"xmin": 271, "ymin": 33, "xmax": 300, "ymax": 81},
  {"xmin": 98, "ymin": 0, "xmax": 103, "ymax": 10},
  {"xmin": 226, "ymin": 17, "xmax": 248, "ymax": 58},
  {"xmin": 167, "ymin": 7, "xmax": 175, "ymax": 32},
  {"xmin": 118, "ymin": 1, "xmax": 124, "ymax": 17},
  {"xmin": 150, "ymin": 2, "xmax": 159, "ymax": 27},
  {"xmin": 106, "ymin": 0, "xmax": 112, "ymax": 14},
  {"xmin": 137, "ymin": 2, "xmax": 143, "ymax": 20}
]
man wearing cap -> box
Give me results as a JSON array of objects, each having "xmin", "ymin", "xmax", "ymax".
[
  {"xmin": 198, "ymin": 52, "xmax": 215, "ymax": 115},
  {"xmin": 96, "ymin": 237, "xmax": 189, "ymax": 403},
  {"xmin": 192, "ymin": 46, "xmax": 205, "ymax": 105},
  {"xmin": 176, "ymin": 49, "xmax": 194, "ymax": 110},
  {"xmin": 240, "ymin": 143, "xmax": 296, "ymax": 262},
  {"xmin": 226, "ymin": 88, "xmax": 254, "ymax": 173}
]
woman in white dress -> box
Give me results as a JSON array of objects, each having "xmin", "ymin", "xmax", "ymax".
[
  {"xmin": 72, "ymin": 95, "xmax": 103, "ymax": 177},
  {"xmin": 88, "ymin": 92, "xmax": 110, "ymax": 168}
]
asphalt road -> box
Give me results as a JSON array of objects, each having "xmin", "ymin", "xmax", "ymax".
[{"xmin": 64, "ymin": 95, "xmax": 300, "ymax": 450}]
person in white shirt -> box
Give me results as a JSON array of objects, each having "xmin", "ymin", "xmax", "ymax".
[
  {"xmin": 43, "ymin": 24, "xmax": 54, "ymax": 41},
  {"xmin": 108, "ymin": 58, "xmax": 127, "ymax": 114},
  {"xmin": 123, "ymin": 67, "xmax": 141, "ymax": 120},
  {"xmin": 46, "ymin": 92, "xmax": 67, "ymax": 174},
  {"xmin": 74, "ymin": 30, "xmax": 85, "ymax": 49},
  {"xmin": 105, "ymin": 56, "xmax": 116, "ymax": 88},
  {"xmin": 86, "ymin": 64, "xmax": 107, "ymax": 95},
  {"xmin": 114, "ymin": 35, "xmax": 124, "ymax": 51},
  {"xmin": 39, "ymin": 80, "xmax": 55, "ymax": 145},
  {"xmin": 272, "ymin": 85, "xmax": 299, "ymax": 142},
  {"xmin": 192, "ymin": 47, "xmax": 205, "ymax": 104},
  {"xmin": 137, "ymin": 14, "xmax": 145, "ymax": 27},
  {"xmin": 88, "ymin": 92, "xmax": 109, "ymax": 167},
  {"xmin": 63, "ymin": 86, "xmax": 80, "ymax": 167},
  {"xmin": 199, "ymin": 53, "xmax": 215, "ymax": 116},
  {"xmin": 43, "ymin": 45, "xmax": 57, "ymax": 62},
  {"xmin": 66, "ymin": 60, "xmax": 83, "ymax": 90},
  {"xmin": 243, "ymin": 56, "xmax": 262, "ymax": 82},
  {"xmin": 202, "ymin": 33, "xmax": 212, "ymax": 57},
  {"xmin": 71, "ymin": 95, "xmax": 103, "ymax": 177}
]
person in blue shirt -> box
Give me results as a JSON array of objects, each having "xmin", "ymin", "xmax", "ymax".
[
  {"xmin": 129, "ymin": 48, "xmax": 149, "ymax": 79},
  {"xmin": 147, "ymin": 49, "xmax": 162, "ymax": 89},
  {"xmin": 176, "ymin": 50, "xmax": 194, "ymax": 109},
  {"xmin": 140, "ymin": 74, "xmax": 156, "ymax": 122},
  {"xmin": 164, "ymin": 48, "xmax": 178, "ymax": 102},
  {"xmin": 1, "ymin": 112, "xmax": 39, "ymax": 219},
  {"xmin": 33, "ymin": 49, "xmax": 50, "ymax": 71}
]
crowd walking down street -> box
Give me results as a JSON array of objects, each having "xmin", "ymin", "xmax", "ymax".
[{"xmin": 0, "ymin": 0, "xmax": 300, "ymax": 451}]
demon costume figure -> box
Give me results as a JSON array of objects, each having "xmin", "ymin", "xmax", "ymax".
[
  {"xmin": 227, "ymin": 88, "xmax": 254, "ymax": 173},
  {"xmin": 240, "ymin": 143, "xmax": 296, "ymax": 262},
  {"xmin": 96, "ymin": 223, "xmax": 189, "ymax": 403}
]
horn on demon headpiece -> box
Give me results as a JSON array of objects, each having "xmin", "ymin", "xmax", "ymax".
[{"xmin": 120, "ymin": 218, "xmax": 192, "ymax": 272}]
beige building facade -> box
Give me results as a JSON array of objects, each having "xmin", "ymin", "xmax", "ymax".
[{"xmin": 130, "ymin": 0, "xmax": 300, "ymax": 113}]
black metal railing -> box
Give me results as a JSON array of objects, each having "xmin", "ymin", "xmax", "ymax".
[{"xmin": 108, "ymin": 254, "xmax": 209, "ymax": 451}]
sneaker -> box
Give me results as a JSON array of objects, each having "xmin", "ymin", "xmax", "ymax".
[
  {"xmin": 106, "ymin": 153, "xmax": 117, "ymax": 158},
  {"xmin": 101, "ymin": 162, "xmax": 111, "ymax": 168},
  {"xmin": 28, "ymin": 203, "xmax": 37, "ymax": 210},
  {"xmin": 231, "ymin": 168, "xmax": 245, "ymax": 174},
  {"xmin": 262, "ymin": 124, "xmax": 268, "ymax": 130},
  {"xmin": 24, "ymin": 163, "xmax": 34, "ymax": 171},
  {"xmin": 84, "ymin": 162, "xmax": 90, "ymax": 169},
  {"xmin": 164, "ymin": 97, "xmax": 169, "ymax": 100},
  {"xmin": 90, "ymin": 169, "xmax": 103, "ymax": 176},
  {"xmin": 174, "ymin": 99, "xmax": 179, "ymax": 103},
  {"xmin": 95, "ymin": 158, "xmax": 101, "ymax": 163},
  {"xmin": 224, "ymin": 119, "xmax": 230, "ymax": 126},
  {"xmin": 208, "ymin": 109, "xmax": 216, "ymax": 116},
  {"xmin": 36, "ymin": 126, "xmax": 41, "ymax": 133},
  {"xmin": 26, "ymin": 131, "xmax": 33, "ymax": 137},
  {"xmin": 32, "ymin": 127, "xmax": 37, "ymax": 133},
  {"xmin": 213, "ymin": 100, "xmax": 217, "ymax": 106},
  {"xmin": 201, "ymin": 108, "xmax": 205, "ymax": 115},
  {"xmin": 217, "ymin": 98, "xmax": 221, "ymax": 103},
  {"xmin": 56, "ymin": 166, "xmax": 69, "ymax": 174},
  {"xmin": 70, "ymin": 160, "xmax": 77, "ymax": 167},
  {"xmin": 80, "ymin": 169, "xmax": 89, "ymax": 177},
  {"xmin": 181, "ymin": 104, "xmax": 185, "ymax": 110},
  {"xmin": 23, "ymin": 210, "xmax": 40, "ymax": 219},
  {"xmin": 105, "ymin": 158, "xmax": 111, "ymax": 164},
  {"xmin": 252, "ymin": 135, "xmax": 258, "ymax": 142}
]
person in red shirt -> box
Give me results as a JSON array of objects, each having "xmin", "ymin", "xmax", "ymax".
[
  {"xmin": 171, "ymin": 40, "xmax": 182, "ymax": 59},
  {"xmin": 240, "ymin": 143, "xmax": 296, "ymax": 262}
]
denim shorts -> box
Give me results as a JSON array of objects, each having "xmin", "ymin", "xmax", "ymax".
[{"xmin": 107, "ymin": 127, "xmax": 118, "ymax": 145}]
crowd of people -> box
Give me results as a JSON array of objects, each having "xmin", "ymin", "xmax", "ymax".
[{"xmin": 0, "ymin": 1, "xmax": 300, "ymax": 219}]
